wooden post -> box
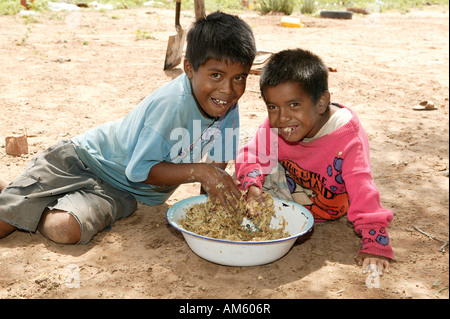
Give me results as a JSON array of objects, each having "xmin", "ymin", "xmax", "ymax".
[{"xmin": 194, "ymin": 0, "xmax": 205, "ymax": 20}]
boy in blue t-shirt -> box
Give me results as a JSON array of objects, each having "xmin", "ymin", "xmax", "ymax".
[{"xmin": 0, "ymin": 11, "xmax": 256, "ymax": 245}]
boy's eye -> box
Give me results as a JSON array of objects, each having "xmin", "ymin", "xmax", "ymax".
[
  {"xmin": 267, "ymin": 104, "xmax": 277, "ymax": 110},
  {"xmin": 234, "ymin": 75, "xmax": 246, "ymax": 83},
  {"xmin": 290, "ymin": 102, "xmax": 299, "ymax": 108},
  {"xmin": 210, "ymin": 73, "xmax": 222, "ymax": 79}
]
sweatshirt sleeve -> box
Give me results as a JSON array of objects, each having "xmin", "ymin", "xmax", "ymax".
[
  {"xmin": 343, "ymin": 131, "xmax": 394, "ymax": 260},
  {"xmin": 235, "ymin": 118, "xmax": 278, "ymax": 191}
]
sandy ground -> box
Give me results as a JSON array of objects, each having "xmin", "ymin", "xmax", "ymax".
[{"xmin": 0, "ymin": 5, "xmax": 448, "ymax": 300}]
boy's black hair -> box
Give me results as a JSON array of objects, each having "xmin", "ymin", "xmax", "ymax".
[
  {"xmin": 185, "ymin": 11, "xmax": 256, "ymax": 71},
  {"xmin": 260, "ymin": 49, "xmax": 329, "ymax": 105}
]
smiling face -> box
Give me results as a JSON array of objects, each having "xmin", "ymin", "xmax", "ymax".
[
  {"xmin": 264, "ymin": 81, "xmax": 330, "ymax": 142},
  {"xmin": 184, "ymin": 58, "xmax": 249, "ymax": 119}
]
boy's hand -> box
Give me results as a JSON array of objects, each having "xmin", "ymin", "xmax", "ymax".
[
  {"xmin": 144, "ymin": 161, "xmax": 241, "ymax": 212},
  {"xmin": 246, "ymin": 185, "xmax": 266, "ymax": 217},
  {"xmin": 197, "ymin": 163, "xmax": 242, "ymax": 213},
  {"xmin": 355, "ymin": 252, "xmax": 390, "ymax": 275}
]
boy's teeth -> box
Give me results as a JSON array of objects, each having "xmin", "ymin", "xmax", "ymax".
[
  {"xmin": 213, "ymin": 98, "xmax": 227, "ymax": 105},
  {"xmin": 280, "ymin": 127, "xmax": 294, "ymax": 133}
]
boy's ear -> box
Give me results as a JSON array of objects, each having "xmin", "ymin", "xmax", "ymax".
[
  {"xmin": 317, "ymin": 91, "xmax": 331, "ymax": 114},
  {"xmin": 184, "ymin": 59, "xmax": 194, "ymax": 79}
]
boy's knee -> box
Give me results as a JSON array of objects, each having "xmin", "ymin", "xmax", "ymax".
[{"xmin": 38, "ymin": 210, "xmax": 81, "ymax": 244}]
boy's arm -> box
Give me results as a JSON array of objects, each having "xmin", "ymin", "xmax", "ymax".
[
  {"xmin": 235, "ymin": 118, "xmax": 276, "ymax": 192},
  {"xmin": 342, "ymin": 133, "xmax": 394, "ymax": 261},
  {"xmin": 143, "ymin": 161, "xmax": 242, "ymax": 212}
]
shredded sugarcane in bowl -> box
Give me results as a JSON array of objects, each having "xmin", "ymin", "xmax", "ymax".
[{"xmin": 179, "ymin": 192, "xmax": 289, "ymax": 241}]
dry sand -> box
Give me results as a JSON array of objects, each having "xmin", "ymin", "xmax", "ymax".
[{"xmin": 0, "ymin": 6, "xmax": 448, "ymax": 299}]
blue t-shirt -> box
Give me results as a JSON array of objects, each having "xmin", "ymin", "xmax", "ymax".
[{"xmin": 71, "ymin": 73, "xmax": 240, "ymax": 205}]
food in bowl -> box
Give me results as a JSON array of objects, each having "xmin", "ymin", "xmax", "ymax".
[{"xmin": 178, "ymin": 192, "xmax": 289, "ymax": 241}]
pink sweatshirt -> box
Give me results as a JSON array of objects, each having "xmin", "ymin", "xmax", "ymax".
[{"xmin": 235, "ymin": 106, "xmax": 394, "ymax": 259}]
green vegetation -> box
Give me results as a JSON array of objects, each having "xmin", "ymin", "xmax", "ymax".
[
  {"xmin": 14, "ymin": 25, "xmax": 31, "ymax": 45},
  {"xmin": 135, "ymin": 28, "xmax": 158, "ymax": 40},
  {"xmin": 257, "ymin": 0, "xmax": 294, "ymax": 14},
  {"xmin": 1, "ymin": 0, "xmax": 448, "ymax": 16},
  {"xmin": 300, "ymin": 0, "xmax": 314, "ymax": 14},
  {"xmin": 0, "ymin": 0, "xmax": 25, "ymax": 15},
  {"xmin": 0, "ymin": 0, "xmax": 48, "ymax": 16},
  {"xmin": 28, "ymin": 0, "xmax": 49, "ymax": 11}
]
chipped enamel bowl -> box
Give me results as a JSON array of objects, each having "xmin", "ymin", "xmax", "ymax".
[{"xmin": 166, "ymin": 195, "xmax": 314, "ymax": 266}]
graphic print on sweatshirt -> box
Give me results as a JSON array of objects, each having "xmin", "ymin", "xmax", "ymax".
[{"xmin": 280, "ymin": 158, "xmax": 349, "ymax": 222}]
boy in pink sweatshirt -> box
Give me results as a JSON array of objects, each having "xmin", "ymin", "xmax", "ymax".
[{"xmin": 235, "ymin": 49, "xmax": 393, "ymax": 274}]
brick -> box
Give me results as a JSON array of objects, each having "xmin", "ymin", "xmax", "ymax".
[{"xmin": 5, "ymin": 135, "xmax": 28, "ymax": 156}]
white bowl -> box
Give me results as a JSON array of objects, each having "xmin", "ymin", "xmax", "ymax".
[{"xmin": 166, "ymin": 195, "xmax": 314, "ymax": 266}]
